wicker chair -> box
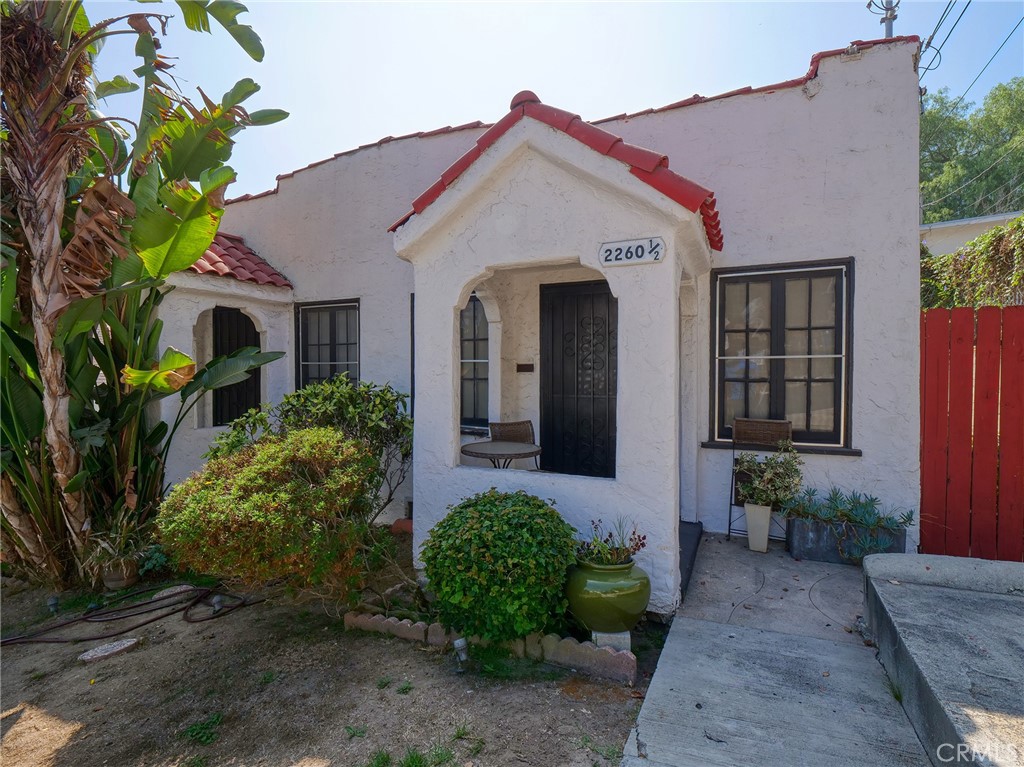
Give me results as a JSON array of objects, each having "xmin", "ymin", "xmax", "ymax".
[
  {"xmin": 727, "ymin": 418, "xmax": 793, "ymax": 541},
  {"xmin": 489, "ymin": 421, "xmax": 540, "ymax": 469}
]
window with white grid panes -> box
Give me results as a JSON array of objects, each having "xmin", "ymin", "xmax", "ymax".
[{"xmin": 713, "ymin": 262, "xmax": 850, "ymax": 446}]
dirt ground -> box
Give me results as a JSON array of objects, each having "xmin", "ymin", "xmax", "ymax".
[{"xmin": 1, "ymin": 549, "xmax": 665, "ymax": 767}]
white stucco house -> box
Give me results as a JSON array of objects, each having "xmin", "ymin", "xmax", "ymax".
[
  {"xmin": 159, "ymin": 36, "xmax": 924, "ymax": 613},
  {"xmin": 920, "ymin": 210, "xmax": 1021, "ymax": 256}
]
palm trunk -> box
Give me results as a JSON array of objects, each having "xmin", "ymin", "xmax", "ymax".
[{"xmin": 21, "ymin": 165, "xmax": 90, "ymax": 565}]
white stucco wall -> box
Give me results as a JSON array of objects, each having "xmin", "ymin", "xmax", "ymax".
[
  {"xmin": 221, "ymin": 129, "xmax": 489, "ymax": 394},
  {"xmin": 158, "ymin": 272, "xmax": 293, "ymax": 484},
  {"xmin": 395, "ymin": 121, "xmax": 714, "ymax": 614},
  {"xmin": 603, "ymin": 41, "xmax": 922, "ymax": 549},
  {"xmin": 165, "ymin": 39, "xmax": 923, "ymax": 604},
  {"xmin": 920, "ymin": 211, "xmax": 1020, "ymax": 256}
]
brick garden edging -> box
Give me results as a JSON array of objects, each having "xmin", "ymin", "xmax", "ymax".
[{"xmin": 342, "ymin": 612, "xmax": 636, "ymax": 685}]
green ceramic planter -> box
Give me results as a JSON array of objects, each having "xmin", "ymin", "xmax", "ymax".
[{"xmin": 566, "ymin": 560, "xmax": 651, "ymax": 633}]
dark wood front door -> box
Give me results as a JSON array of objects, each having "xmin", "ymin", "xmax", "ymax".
[{"xmin": 540, "ymin": 281, "xmax": 617, "ymax": 478}]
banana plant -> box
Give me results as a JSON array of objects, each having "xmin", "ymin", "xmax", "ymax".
[{"xmin": 0, "ymin": 0, "xmax": 287, "ymax": 587}]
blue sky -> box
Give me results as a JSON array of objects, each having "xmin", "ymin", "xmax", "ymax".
[{"xmin": 86, "ymin": 0, "xmax": 1024, "ymax": 196}]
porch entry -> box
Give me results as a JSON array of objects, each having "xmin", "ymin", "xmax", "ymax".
[{"xmin": 539, "ymin": 281, "xmax": 617, "ymax": 478}]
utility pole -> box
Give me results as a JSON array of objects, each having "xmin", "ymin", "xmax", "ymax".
[{"xmin": 867, "ymin": 0, "xmax": 899, "ymax": 38}]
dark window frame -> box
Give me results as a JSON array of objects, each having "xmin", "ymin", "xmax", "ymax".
[
  {"xmin": 709, "ymin": 259, "xmax": 854, "ymax": 448},
  {"xmin": 294, "ymin": 299, "xmax": 360, "ymax": 388},
  {"xmin": 459, "ymin": 295, "xmax": 489, "ymax": 428}
]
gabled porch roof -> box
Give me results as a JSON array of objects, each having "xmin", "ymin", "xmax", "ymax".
[{"xmin": 388, "ymin": 91, "xmax": 723, "ymax": 251}]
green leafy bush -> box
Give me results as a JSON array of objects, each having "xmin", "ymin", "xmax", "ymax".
[
  {"xmin": 157, "ymin": 428, "xmax": 377, "ymax": 598},
  {"xmin": 421, "ymin": 490, "xmax": 577, "ymax": 641},
  {"xmin": 206, "ymin": 376, "xmax": 412, "ymax": 523},
  {"xmin": 921, "ymin": 215, "xmax": 1023, "ymax": 308}
]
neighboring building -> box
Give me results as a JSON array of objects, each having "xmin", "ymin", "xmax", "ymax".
[
  {"xmin": 159, "ymin": 36, "xmax": 923, "ymax": 613},
  {"xmin": 920, "ymin": 211, "xmax": 1021, "ymax": 256}
]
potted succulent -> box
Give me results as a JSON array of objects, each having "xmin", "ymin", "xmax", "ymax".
[
  {"xmin": 566, "ymin": 519, "xmax": 651, "ymax": 633},
  {"xmin": 734, "ymin": 441, "xmax": 803, "ymax": 553},
  {"xmin": 782, "ymin": 487, "xmax": 914, "ymax": 564}
]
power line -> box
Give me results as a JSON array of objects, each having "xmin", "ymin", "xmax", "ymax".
[
  {"xmin": 921, "ymin": 0, "xmax": 972, "ymax": 80},
  {"xmin": 922, "ymin": 138, "xmax": 1023, "ymax": 209},
  {"xmin": 919, "ymin": 0, "xmax": 956, "ymax": 76},
  {"xmin": 922, "ymin": 15, "xmax": 1024, "ymax": 146}
]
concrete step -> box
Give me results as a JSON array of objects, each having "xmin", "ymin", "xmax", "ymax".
[
  {"xmin": 864, "ymin": 554, "xmax": 1024, "ymax": 767},
  {"xmin": 625, "ymin": 616, "xmax": 929, "ymax": 767}
]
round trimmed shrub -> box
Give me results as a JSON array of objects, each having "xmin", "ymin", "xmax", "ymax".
[
  {"xmin": 421, "ymin": 489, "xmax": 577, "ymax": 641},
  {"xmin": 157, "ymin": 428, "xmax": 377, "ymax": 600}
]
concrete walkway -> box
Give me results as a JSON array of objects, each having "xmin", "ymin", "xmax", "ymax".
[{"xmin": 623, "ymin": 534, "xmax": 930, "ymax": 767}]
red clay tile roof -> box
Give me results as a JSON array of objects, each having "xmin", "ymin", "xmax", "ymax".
[
  {"xmin": 388, "ymin": 92, "xmax": 724, "ymax": 251},
  {"xmin": 189, "ymin": 232, "xmax": 292, "ymax": 288}
]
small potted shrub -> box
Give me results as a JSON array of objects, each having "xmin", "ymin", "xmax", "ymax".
[
  {"xmin": 566, "ymin": 519, "xmax": 650, "ymax": 633},
  {"xmin": 734, "ymin": 441, "xmax": 803, "ymax": 553},
  {"xmin": 421, "ymin": 490, "xmax": 577, "ymax": 642},
  {"xmin": 86, "ymin": 508, "xmax": 146, "ymax": 590},
  {"xmin": 782, "ymin": 487, "xmax": 914, "ymax": 564}
]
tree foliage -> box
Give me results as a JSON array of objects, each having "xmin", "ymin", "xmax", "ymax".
[
  {"xmin": 920, "ymin": 79, "xmax": 1024, "ymax": 224},
  {"xmin": 207, "ymin": 375, "xmax": 413, "ymax": 524},
  {"xmin": 0, "ymin": 0, "xmax": 286, "ymax": 587},
  {"xmin": 158, "ymin": 428, "xmax": 377, "ymax": 599},
  {"xmin": 921, "ymin": 215, "xmax": 1023, "ymax": 308}
]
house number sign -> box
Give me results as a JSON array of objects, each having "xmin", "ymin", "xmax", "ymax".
[{"xmin": 598, "ymin": 237, "xmax": 665, "ymax": 267}]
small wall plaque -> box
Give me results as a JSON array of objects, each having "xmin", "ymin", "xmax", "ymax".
[
  {"xmin": 598, "ymin": 237, "xmax": 665, "ymax": 267},
  {"xmin": 516, "ymin": 363, "xmax": 535, "ymax": 373}
]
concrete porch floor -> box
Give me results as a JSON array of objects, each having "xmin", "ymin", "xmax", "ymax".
[{"xmin": 623, "ymin": 534, "xmax": 930, "ymax": 766}]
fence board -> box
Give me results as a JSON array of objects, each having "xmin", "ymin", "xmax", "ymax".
[
  {"xmin": 920, "ymin": 309, "xmax": 951, "ymax": 555},
  {"xmin": 997, "ymin": 307, "xmax": 1024, "ymax": 562},
  {"xmin": 970, "ymin": 308, "xmax": 1001, "ymax": 560},
  {"xmin": 945, "ymin": 309, "xmax": 975, "ymax": 556}
]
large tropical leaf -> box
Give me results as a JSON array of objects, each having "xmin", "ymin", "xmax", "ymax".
[
  {"xmin": 170, "ymin": 1, "xmax": 265, "ymax": 61},
  {"xmin": 0, "ymin": 372, "xmax": 44, "ymax": 443},
  {"xmin": 0, "ymin": 321, "xmax": 41, "ymax": 390},
  {"xmin": 121, "ymin": 347, "xmax": 197, "ymax": 394},
  {"xmin": 132, "ymin": 178, "xmax": 225, "ymax": 279},
  {"xmin": 180, "ymin": 346, "xmax": 284, "ymax": 399},
  {"xmin": 95, "ymin": 75, "xmax": 139, "ymax": 99}
]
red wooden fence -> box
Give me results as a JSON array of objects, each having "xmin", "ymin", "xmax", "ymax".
[{"xmin": 920, "ymin": 306, "xmax": 1024, "ymax": 561}]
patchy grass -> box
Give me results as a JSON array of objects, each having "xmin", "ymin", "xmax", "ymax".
[
  {"xmin": 885, "ymin": 677, "xmax": 903, "ymax": 703},
  {"xmin": 376, "ymin": 675, "xmax": 392, "ymax": 689},
  {"xmin": 396, "ymin": 681, "xmax": 413, "ymax": 695},
  {"xmin": 365, "ymin": 751, "xmax": 392, "ymax": 767},
  {"xmin": 345, "ymin": 725, "xmax": 367, "ymax": 739},
  {"xmin": 182, "ymin": 713, "xmax": 223, "ymax": 745},
  {"xmin": 468, "ymin": 643, "xmax": 563, "ymax": 682},
  {"xmin": 580, "ymin": 733, "xmax": 623, "ymax": 761}
]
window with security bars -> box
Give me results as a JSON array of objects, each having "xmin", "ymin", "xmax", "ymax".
[
  {"xmin": 713, "ymin": 262, "xmax": 851, "ymax": 446},
  {"xmin": 460, "ymin": 295, "xmax": 488, "ymax": 427},
  {"xmin": 211, "ymin": 307, "xmax": 261, "ymax": 427},
  {"xmin": 296, "ymin": 301, "xmax": 359, "ymax": 387}
]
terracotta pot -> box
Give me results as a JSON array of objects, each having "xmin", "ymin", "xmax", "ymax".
[
  {"xmin": 566, "ymin": 560, "xmax": 651, "ymax": 633},
  {"xmin": 745, "ymin": 502, "xmax": 772, "ymax": 553},
  {"xmin": 102, "ymin": 559, "xmax": 139, "ymax": 591}
]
